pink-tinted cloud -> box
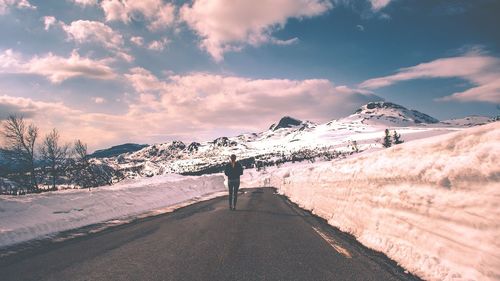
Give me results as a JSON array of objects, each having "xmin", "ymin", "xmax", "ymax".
[
  {"xmin": 125, "ymin": 69, "xmax": 381, "ymax": 130},
  {"xmin": 43, "ymin": 16, "xmax": 56, "ymax": 30},
  {"xmin": 0, "ymin": 94, "xmax": 141, "ymax": 149},
  {"xmin": 130, "ymin": 36, "xmax": 144, "ymax": 46},
  {"xmin": 1, "ymin": 69, "xmax": 380, "ymax": 150},
  {"xmin": 100, "ymin": 0, "xmax": 175, "ymax": 31},
  {"xmin": 147, "ymin": 38, "xmax": 170, "ymax": 51},
  {"xmin": 180, "ymin": 0, "xmax": 332, "ymax": 61},
  {"xmin": 359, "ymin": 54, "xmax": 500, "ymax": 103},
  {"xmin": 69, "ymin": 0, "xmax": 97, "ymax": 6},
  {"xmin": 0, "ymin": 49, "xmax": 117, "ymax": 83},
  {"xmin": 92, "ymin": 97, "xmax": 106, "ymax": 104},
  {"xmin": 0, "ymin": 0, "xmax": 35, "ymax": 14},
  {"xmin": 369, "ymin": 0, "xmax": 393, "ymax": 11},
  {"xmin": 53, "ymin": 19, "xmax": 133, "ymax": 62}
]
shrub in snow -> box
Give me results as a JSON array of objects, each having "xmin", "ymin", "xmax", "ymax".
[
  {"xmin": 382, "ymin": 128, "xmax": 392, "ymax": 148},
  {"xmin": 393, "ymin": 130, "xmax": 404, "ymax": 144}
]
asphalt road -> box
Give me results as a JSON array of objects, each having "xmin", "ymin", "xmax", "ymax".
[{"xmin": 0, "ymin": 188, "xmax": 421, "ymax": 281}]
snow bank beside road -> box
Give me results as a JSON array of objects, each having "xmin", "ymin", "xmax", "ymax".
[
  {"xmin": 0, "ymin": 174, "xmax": 225, "ymax": 248},
  {"xmin": 242, "ymin": 122, "xmax": 500, "ymax": 281}
]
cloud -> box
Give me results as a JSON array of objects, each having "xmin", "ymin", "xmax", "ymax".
[
  {"xmin": 0, "ymin": 49, "xmax": 117, "ymax": 83},
  {"xmin": 92, "ymin": 97, "xmax": 106, "ymax": 104},
  {"xmin": 0, "ymin": 0, "xmax": 35, "ymax": 14},
  {"xmin": 60, "ymin": 19, "xmax": 133, "ymax": 62},
  {"xmin": 180, "ymin": 0, "xmax": 332, "ymax": 61},
  {"xmin": 131, "ymin": 36, "xmax": 170, "ymax": 51},
  {"xmin": 270, "ymin": 37, "xmax": 299, "ymax": 45},
  {"xmin": 0, "ymin": 70, "xmax": 380, "ymax": 150},
  {"xmin": 125, "ymin": 68, "xmax": 381, "ymax": 130},
  {"xmin": 130, "ymin": 36, "xmax": 144, "ymax": 46},
  {"xmin": 359, "ymin": 54, "xmax": 500, "ymax": 103},
  {"xmin": 43, "ymin": 16, "xmax": 56, "ymax": 30},
  {"xmin": 69, "ymin": 0, "xmax": 97, "ymax": 6},
  {"xmin": 368, "ymin": 0, "xmax": 392, "ymax": 11},
  {"xmin": 147, "ymin": 38, "xmax": 170, "ymax": 51},
  {"xmin": 100, "ymin": 0, "xmax": 175, "ymax": 31},
  {"xmin": 0, "ymin": 96, "xmax": 36, "ymax": 120},
  {"xmin": 0, "ymin": 95, "xmax": 70, "ymax": 120},
  {"xmin": 0, "ymin": 94, "xmax": 121, "ymax": 149}
]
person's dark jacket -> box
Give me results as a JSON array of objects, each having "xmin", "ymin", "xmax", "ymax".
[{"xmin": 224, "ymin": 162, "xmax": 243, "ymax": 181}]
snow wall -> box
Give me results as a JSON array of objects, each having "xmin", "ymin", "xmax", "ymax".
[
  {"xmin": 242, "ymin": 122, "xmax": 499, "ymax": 281},
  {"xmin": 0, "ymin": 174, "xmax": 225, "ymax": 248}
]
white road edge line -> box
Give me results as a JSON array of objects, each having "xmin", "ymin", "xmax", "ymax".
[{"xmin": 312, "ymin": 227, "xmax": 352, "ymax": 258}]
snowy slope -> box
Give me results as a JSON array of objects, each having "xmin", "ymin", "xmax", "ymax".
[
  {"xmin": 345, "ymin": 101, "xmax": 439, "ymax": 126},
  {"xmin": 98, "ymin": 101, "xmax": 481, "ymax": 179},
  {"xmin": 440, "ymin": 115, "xmax": 496, "ymax": 127},
  {"xmin": 241, "ymin": 122, "xmax": 500, "ymax": 281},
  {"xmin": 0, "ymin": 174, "xmax": 225, "ymax": 248}
]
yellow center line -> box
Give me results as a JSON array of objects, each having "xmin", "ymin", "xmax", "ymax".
[{"xmin": 312, "ymin": 227, "xmax": 352, "ymax": 258}]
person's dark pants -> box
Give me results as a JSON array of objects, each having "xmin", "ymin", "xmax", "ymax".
[{"xmin": 228, "ymin": 180, "xmax": 240, "ymax": 209}]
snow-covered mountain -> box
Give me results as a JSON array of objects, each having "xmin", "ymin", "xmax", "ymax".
[
  {"xmin": 95, "ymin": 101, "xmax": 496, "ymax": 178},
  {"xmin": 343, "ymin": 101, "xmax": 439, "ymax": 126}
]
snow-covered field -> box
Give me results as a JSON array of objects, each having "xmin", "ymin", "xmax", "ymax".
[
  {"xmin": 0, "ymin": 174, "xmax": 225, "ymax": 248},
  {"xmin": 241, "ymin": 121, "xmax": 500, "ymax": 281}
]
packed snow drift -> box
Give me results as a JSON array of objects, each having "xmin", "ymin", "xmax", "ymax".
[
  {"xmin": 242, "ymin": 122, "xmax": 500, "ymax": 281},
  {"xmin": 0, "ymin": 174, "xmax": 225, "ymax": 248}
]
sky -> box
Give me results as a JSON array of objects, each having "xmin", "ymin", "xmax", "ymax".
[{"xmin": 0, "ymin": 0, "xmax": 499, "ymax": 151}]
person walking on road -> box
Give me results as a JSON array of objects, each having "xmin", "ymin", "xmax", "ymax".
[{"xmin": 224, "ymin": 154, "xmax": 243, "ymax": 211}]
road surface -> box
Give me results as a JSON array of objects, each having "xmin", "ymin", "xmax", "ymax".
[{"xmin": 0, "ymin": 187, "xmax": 421, "ymax": 281}]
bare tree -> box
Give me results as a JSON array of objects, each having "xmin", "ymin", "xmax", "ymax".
[
  {"xmin": 40, "ymin": 129, "xmax": 69, "ymax": 190},
  {"xmin": 1, "ymin": 115, "xmax": 39, "ymax": 191},
  {"xmin": 71, "ymin": 139, "xmax": 120, "ymax": 190},
  {"xmin": 73, "ymin": 139, "xmax": 88, "ymax": 164}
]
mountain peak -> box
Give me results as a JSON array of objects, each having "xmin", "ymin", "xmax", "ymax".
[
  {"xmin": 351, "ymin": 101, "xmax": 439, "ymax": 125},
  {"xmin": 270, "ymin": 116, "xmax": 303, "ymax": 131}
]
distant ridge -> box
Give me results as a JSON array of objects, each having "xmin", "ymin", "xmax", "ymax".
[{"xmin": 90, "ymin": 143, "xmax": 148, "ymax": 159}]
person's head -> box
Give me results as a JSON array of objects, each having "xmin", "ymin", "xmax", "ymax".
[{"xmin": 230, "ymin": 154, "xmax": 236, "ymax": 163}]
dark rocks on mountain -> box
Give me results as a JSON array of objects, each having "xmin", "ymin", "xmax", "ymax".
[
  {"xmin": 187, "ymin": 142, "xmax": 201, "ymax": 152},
  {"xmin": 169, "ymin": 141, "xmax": 186, "ymax": 150},
  {"xmin": 367, "ymin": 102, "xmax": 406, "ymax": 111},
  {"xmin": 298, "ymin": 124, "xmax": 311, "ymax": 131},
  {"xmin": 90, "ymin": 143, "xmax": 148, "ymax": 158},
  {"xmin": 143, "ymin": 141, "xmax": 186, "ymax": 158},
  {"xmin": 211, "ymin": 137, "xmax": 237, "ymax": 147},
  {"xmin": 271, "ymin": 116, "xmax": 303, "ymax": 131}
]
